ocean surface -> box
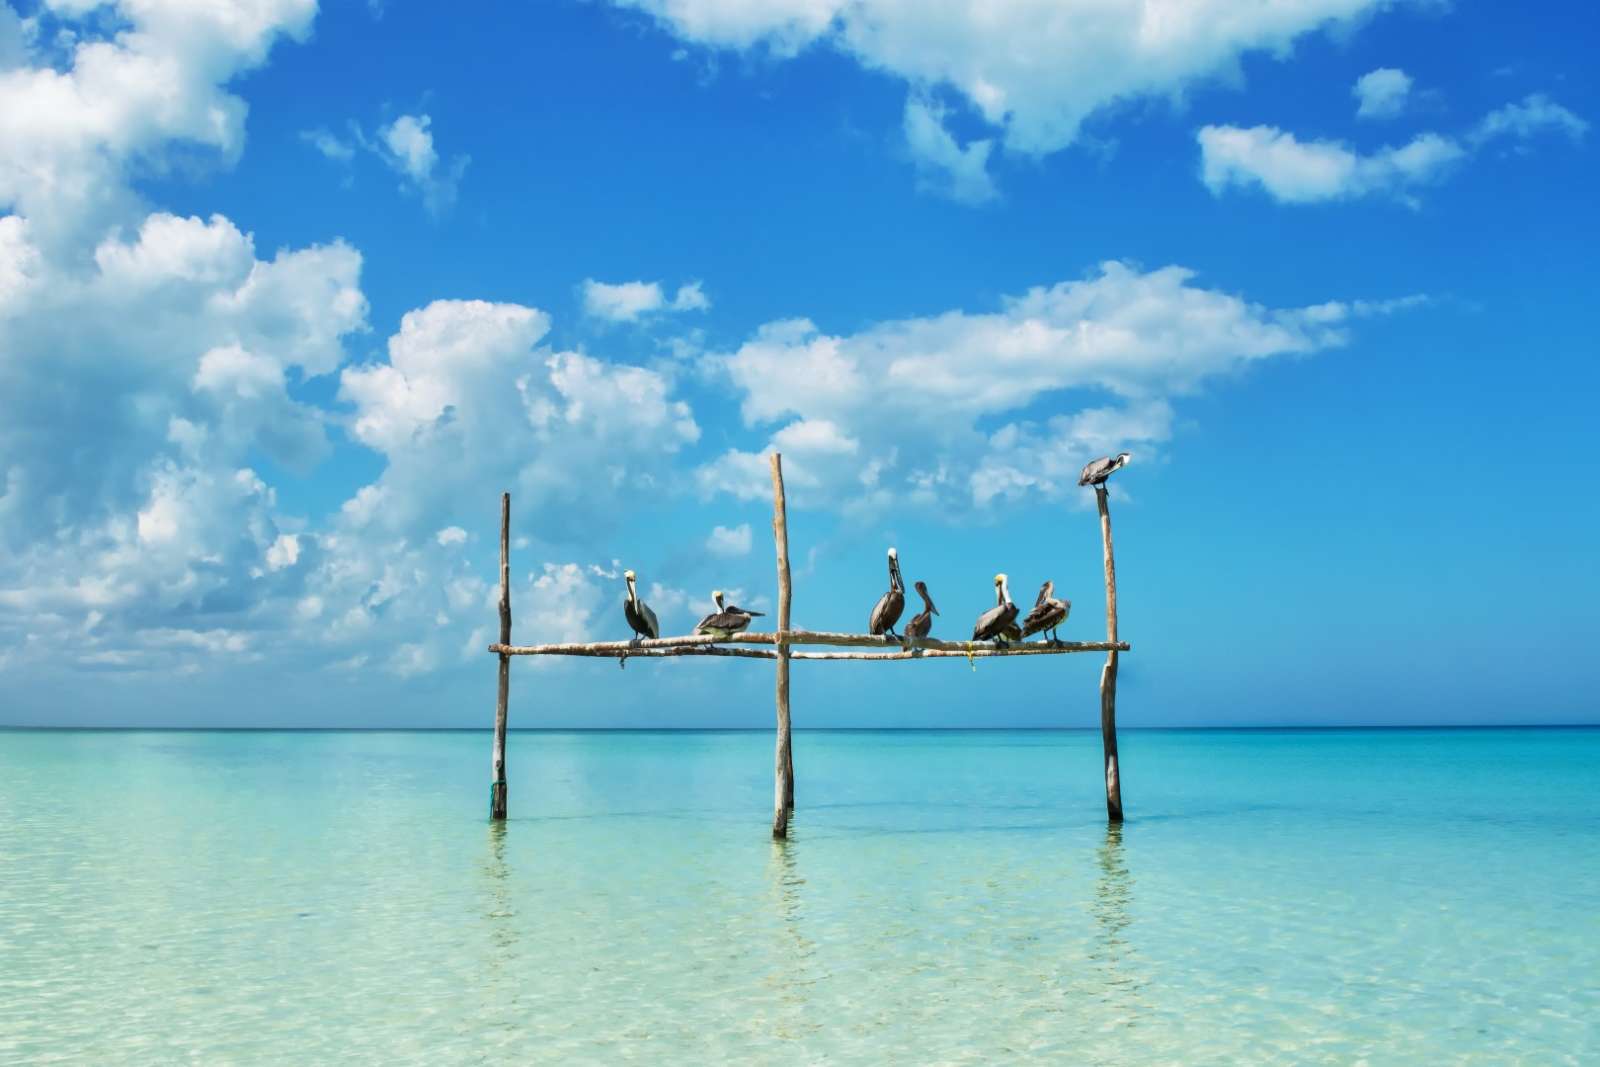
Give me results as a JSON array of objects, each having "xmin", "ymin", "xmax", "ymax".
[{"xmin": 1, "ymin": 727, "xmax": 1596, "ymax": 1065}]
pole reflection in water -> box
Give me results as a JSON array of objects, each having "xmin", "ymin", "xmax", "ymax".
[
  {"xmin": 1091, "ymin": 823, "xmax": 1145, "ymax": 1007},
  {"xmin": 766, "ymin": 838, "xmax": 821, "ymax": 1045},
  {"xmin": 480, "ymin": 821, "xmax": 521, "ymax": 1006}
]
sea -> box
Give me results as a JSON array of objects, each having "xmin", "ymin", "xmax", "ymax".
[{"xmin": 1, "ymin": 727, "xmax": 1596, "ymax": 1064}]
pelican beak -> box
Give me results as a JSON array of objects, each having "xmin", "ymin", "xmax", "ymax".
[{"xmin": 931, "ymin": 600, "xmax": 940, "ymax": 617}]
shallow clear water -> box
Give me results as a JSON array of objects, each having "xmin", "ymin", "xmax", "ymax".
[{"xmin": 1, "ymin": 727, "xmax": 1596, "ymax": 1064}]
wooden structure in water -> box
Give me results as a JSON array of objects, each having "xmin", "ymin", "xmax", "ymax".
[{"xmin": 488, "ymin": 453, "xmax": 1131, "ymax": 836}]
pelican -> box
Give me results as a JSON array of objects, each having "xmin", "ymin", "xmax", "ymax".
[
  {"xmin": 901, "ymin": 580, "xmax": 938, "ymax": 647},
  {"xmin": 694, "ymin": 590, "xmax": 726, "ymax": 633},
  {"xmin": 695, "ymin": 589, "xmax": 764, "ymax": 639},
  {"xmin": 868, "ymin": 547, "xmax": 905, "ymax": 639},
  {"xmin": 971, "ymin": 573, "xmax": 1019, "ymax": 644},
  {"xmin": 622, "ymin": 570, "xmax": 659, "ymax": 646},
  {"xmin": 1019, "ymin": 579, "xmax": 1071, "ymax": 644},
  {"xmin": 1078, "ymin": 452, "xmax": 1131, "ymax": 488}
]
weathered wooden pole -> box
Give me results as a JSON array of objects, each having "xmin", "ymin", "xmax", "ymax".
[
  {"xmin": 770, "ymin": 453, "xmax": 794, "ymax": 838},
  {"xmin": 490, "ymin": 492, "xmax": 511, "ymax": 820},
  {"xmin": 1095, "ymin": 485, "xmax": 1124, "ymax": 822}
]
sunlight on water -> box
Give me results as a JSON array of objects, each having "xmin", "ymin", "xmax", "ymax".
[{"xmin": 2, "ymin": 728, "xmax": 1596, "ymax": 1064}]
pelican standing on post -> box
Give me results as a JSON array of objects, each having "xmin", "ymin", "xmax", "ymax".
[
  {"xmin": 868, "ymin": 547, "xmax": 905, "ymax": 640},
  {"xmin": 902, "ymin": 580, "xmax": 938, "ymax": 648},
  {"xmin": 971, "ymin": 573, "xmax": 1019, "ymax": 644},
  {"xmin": 1078, "ymin": 452, "xmax": 1131, "ymax": 488},
  {"xmin": 622, "ymin": 570, "xmax": 659, "ymax": 646},
  {"xmin": 1020, "ymin": 579, "xmax": 1071, "ymax": 645}
]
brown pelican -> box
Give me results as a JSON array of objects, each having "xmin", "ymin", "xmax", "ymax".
[
  {"xmin": 1019, "ymin": 579, "xmax": 1070, "ymax": 644},
  {"xmin": 694, "ymin": 590, "xmax": 726, "ymax": 633},
  {"xmin": 1078, "ymin": 452, "xmax": 1131, "ymax": 488},
  {"xmin": 695, "ymin": 590, "xmax": 764, "ymax": 639},
  {"xmin": 868, "ymin": 547, "xmax": 905, "ymax": 639},
  {"xmin": 971, "ymin": 573, "xmax": 1019, "ymax": 644},
  {"xmin": 901, "ymin": 580, "xmax": 938, "ymax": 647},
  {"xmin": 622, "ymin": 570, "xmax": 659, "ymax": 646}
]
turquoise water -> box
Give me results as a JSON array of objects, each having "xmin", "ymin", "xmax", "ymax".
[{"xmin": 2, "ymin": 728, "xmax": 1596, "ymax": 1064}]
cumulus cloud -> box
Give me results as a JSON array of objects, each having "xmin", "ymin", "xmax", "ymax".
[
  {"xmin": 705, "ymin": 523, "xmax": 752, "ymax": 556},
  {"xmin": 1198, "ymin": 125, "xmax": 1464, "ymax": 203},
  {"xmin": 375, "ymin": 113, "xmax": 469, "ymax": 215},
  {"xmin": 336, "ymin": 297, "xmax": 700, "ymax": 546},
  {"xmin": 695, "ymin": 261, "xmax": 1414, "ymax": 511},
  {"xmin": 581, "ymin": 278, "xmax": 711, "ymax": 322},
  {"xmin": 0, "ymin": 1, "xmax": 701, "ymax": 685},
  {"xmin": 1200, "ymin": 91, "xmax": 1584, "ymax": 204},
  {"xmin": 1353, "ymin": 67, "xmax": 1412, "ymax": 119},
  {"xmin": 0, "ymin": 0, "xmax": 316, "ymax": 248},
  {"xmin": 611, "ymin": 0, "xmax": 1395, "ymax": 195}
]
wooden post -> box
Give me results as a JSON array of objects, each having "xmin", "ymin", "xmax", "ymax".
[
  {"xmin": 770, "ymin": 453, "xmax": 794, "ymax": 838},
  {"xmin": 1095, "ymin": 485, "xmax": 1124, "ymax": 822},
  {"xmin": 491, "ymin": 492, "xmax": 511, "ymax": 820}
]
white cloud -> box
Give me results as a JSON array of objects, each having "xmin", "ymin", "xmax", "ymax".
[
  {"xmin": 582, "ymin": 278, "xmax": 712, "ymax": 322},
  {"xmin": 300, "ymin": 127, "xmax": 355, "ymax": 162},
  {"xmin": 0, "ymin": 1, "xmax": 708, "ymax": 686},
  {"xmin": 706, "ymin": 523, "xmax": 752, "ymax": 556},
  {"xmin": 522, "ymin": 562, "xmax": 606, "ymax": 646},
  {"xmin": 1197, "ymin": 124, "xmax": 1464, "ymax": 203},
  {"xmin": 611, "ymin": 0, "xmax": 1395, "ymax": 194},
  {"xmin": 336, "ymin": 298, "xmax": 700, "ymax": 546},
  {"xmin": 265, "ymin": 533, "xmax": 301, "ymax": 571},
  {"xmin": 1200, "ymin": 91, "xmax": 1585, "ymax": 205},
  {"xmin": 1470, "ymin": 93, "xmax": 1589, "ymax": 147},
  {"xmin": 375, "ymin": 113, "xmax": 469, "ymax": 215},
  {"xmin": 0, "ymin": 0, "xmax": 316, "ymax": 248},
  {"xmin": 903, "ymin": 96, "xmax": 996, "ymax": 205},
  {"xmin": 696, "ymin": 261, "xmax": 1411, "ymax": 510},
  {"xmin": 1353, "ymin": 67, "xmax": 1412, "ymax": 119}
]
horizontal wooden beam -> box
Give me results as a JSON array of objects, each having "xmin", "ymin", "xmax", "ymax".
[{"xmin": 490, "ymin": 630, "xmax": 1129, "ymax": 658}]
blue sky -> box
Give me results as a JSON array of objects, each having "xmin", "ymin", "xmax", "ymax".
[{"xmin": 1, "ymin": 0, "xmax": 1595, "ymax": 727}]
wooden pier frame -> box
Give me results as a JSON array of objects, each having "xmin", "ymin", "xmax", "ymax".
[{"xmin": 486, "ymin": 452, "xmax": 1132, "ymax": 833}]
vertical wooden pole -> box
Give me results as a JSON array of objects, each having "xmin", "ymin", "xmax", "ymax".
[
  {"xmin": 491, "ymin": 492, "xmax": 511, "ymax": 820},
  {"xmin": 1096, "ymin": 485, "xmax": 1124, "ymax": 822},
  {"xmin": 770, "ymin": 454, "xmax": 794, "ymax": 838}
]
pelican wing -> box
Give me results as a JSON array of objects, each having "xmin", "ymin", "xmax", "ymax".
[
  {"xmin": 869, "ymin": 588, "xmax": 905, "ymax": 635},
  {"xmin": 1019, "ymin": 598, "xmax": 1067, "ymax": 638},
  {"xmin": 1078, "ymin": 456, "xmax": 1112, "ymax": 486},
  {"xmin": 624, "ymin": 598, "xmax": 659, "ymax": 639},
  {"xmin": 696, "ymin": 610, "xmax": 754, "ymax": 635},
  {"xmin": 971, "ymin": 600, "xmax": 1019, "ymax": 641},
  {"xmin": 903, "ymin": 609, "xmax": 933, "ymax": 643}
]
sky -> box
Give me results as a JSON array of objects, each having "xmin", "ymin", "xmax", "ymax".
[{"xmin": 0, "ymin": 0, "xmax": 1595, "ymax": 728}]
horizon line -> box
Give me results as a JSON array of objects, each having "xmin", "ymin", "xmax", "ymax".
[{"xmin": 3, "ymin": 723, "xmax": 1596, "ymax": 733}]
